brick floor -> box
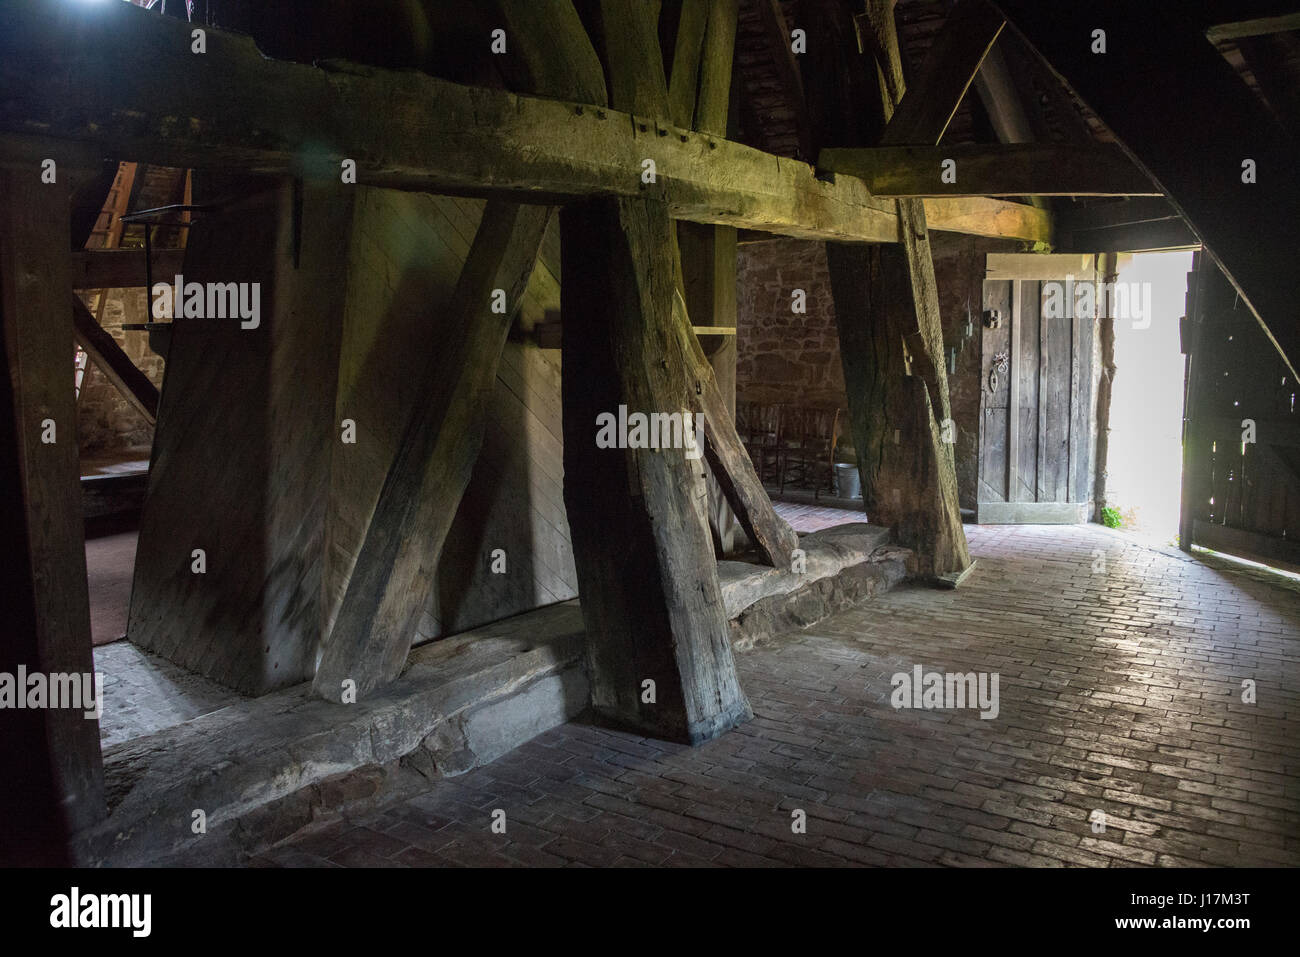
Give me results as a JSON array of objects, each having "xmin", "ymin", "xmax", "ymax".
[
  {"xmin": 773, "ymin": 500, "xmax": 867, "ymax": 533},
  {"xmin": 256, "ymin": 524, "xmax": 1300, "ymax": 868}
]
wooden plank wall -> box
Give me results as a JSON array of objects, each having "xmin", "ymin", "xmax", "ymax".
[
  {"xmin": 323, "ymin": 188, "xmax": 576, "ymax": 653},
  {"xmin": 1186, "ymin": 259, "xmax": 1300, "ymax": 564},
  {"xmin": 128, "ymin": 176, "xmax": 351, "ymax": 695}
]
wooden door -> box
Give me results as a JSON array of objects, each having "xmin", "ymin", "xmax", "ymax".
[
  {"xmin": 1179, "ymin": 252, "xmax": 1300, "ymax": 567},
  {"xmin": 977, "ymin": 254, "xmax": 1099, "ymax": 523}
]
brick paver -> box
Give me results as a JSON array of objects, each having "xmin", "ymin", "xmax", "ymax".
[{"xmin": 257, "ymin": 524, "xmax": 1300, "ymax": 867}]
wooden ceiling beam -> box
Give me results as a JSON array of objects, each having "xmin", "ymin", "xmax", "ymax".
[
  {"xmin": 821, "ymin": 143, "xmax": 1161, "ymax": 197},
  {"xmin": 753, "ymin": 0, "xmax": 815, "ymax": 160},
  {"xmin": 1206, "ymin": 12, "xmax": 1300, "ymax": 42},
  {"xmin": 877, "ymin": 0, "xmax": 1006, "ymax": 146},
  {"xmin": 0, "ymin": 0, "xmax": 1050, "ymax": 245}
]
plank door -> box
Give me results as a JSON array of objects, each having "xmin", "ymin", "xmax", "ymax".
[
  {"xmin": 977, "ymin": 254, "xmax": 1099, "ymax": 524},
  {"xmin": 1179, "ymin": 252, "xmax": 1300, "ymax": 567}
]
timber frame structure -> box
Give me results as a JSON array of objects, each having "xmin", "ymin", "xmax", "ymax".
[{"xmin": 2, "ymin": 0, "xmax": 1298, "ymax": 866}]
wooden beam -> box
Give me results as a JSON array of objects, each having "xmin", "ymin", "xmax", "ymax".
[
  {"xmin": 561, "ymin": 194, "xmax": 751, "ymax": 744},
  {"xmin": 1206, "ymin": 12, "xmax": 1300, "ymax": 42},
  {"xmin": 973, "ymin": 43, "xmax": 1036, "ymax": 145},
  {"xmin": 826, "ymin": 1, "xmax": 973, "ymax": 578},
  {"xmin": 1063, "ymin": 217, "xmax": 1199, "ymax": 254},
  {"xmin": 312, "ymin": 0, "xmax": 601, "ymax": 701},
  {"xmin": 71, "ymin": 294, "xmax": 159, "ymax": 425},
  {"xmin": 986, "ymin": 253, "xmax": 1096, "ymax": 281},
  {"xmin": 70, "ymin": 249, "xmax": 186, "ymax": 290},
  {"xmin": 313, "ymin": 202, "xmax": 551, "ymax": 700},
  {"xmin": 483, "ymin": 0, "xmax": 609, "ymax": 104},
  {"xmin": 879, "ymin": 0, "xmax": 1006, "ymax": 146},
  {"xmin": 821, "ymin": 143, "xmax": 1160, "ymax": 197},
  {"xmin": 753, "ymin": 0, "xmax": 814, "ymax": 160},
  {"xmin": 663, "ymin": 0, "xmax": 710, "ymax": 128},
  {"xmin": 919, "ymin": 197, "xmax": 1050, "ymax": 244},
  {"xmin": 0, "ymin": 0, "xmax": 1051, "ymax": 245},
  {"xmin": 127, "ymin": 177, "xmax": 354, "ymax": 695},
  {"xmin": 993, "ymin": 0, "xmax": 1300, "ymax": 380},
  {"xmin": 1058, "ymin": 197, "xmax": 1182, "ymax": 231},
  {"xmin": 0, "ymin": 167, "xmax": 104, "ymax": 834},
  {"xmin": 696, "ymin": 0, "xmax": 740, "ymax": 136},
  {"xmin": 673, "ymin": 289, "xmax": 799, "ymax": 567}
]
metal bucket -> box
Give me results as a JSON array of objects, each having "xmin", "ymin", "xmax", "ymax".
[{"xmin": 834, "ymin": 463, "xmax": 862, "ymax": 499}]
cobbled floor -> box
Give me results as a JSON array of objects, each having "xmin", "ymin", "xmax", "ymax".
[{"xmin": 250, "ymin": 523, "xmax": 1300, "ymax": 867}]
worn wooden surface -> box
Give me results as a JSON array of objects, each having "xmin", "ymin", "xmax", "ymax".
[
  {"xmin": 562, "ymin": 195, "xmax": 751, "ymax": 743},
  {"xmin": 821, "ymin": 144, "xmax": 1158, "ymax": 198},
  {"xmin": 1182, "ymin": 255, "xmax": 1300, "ymax": 560},
  {"xmin": 314, "ymin": 202, "xmax": 552, "ymax": 700},
  {"xmin": 0, "ymin": 168, "xmax": 103, "ymax": 832},
  {"xmin": 128, "ymin": 177, "xmax": 351, "ymax": 695},
  {"xmin": 0, "ymin": 0, "xmax": 1051, "ymax": 245},
  {"xmin": 878, "ymin": 0, "xmax": 1005, "ymax": 147},
  {"xmin": 825, "ymin": 1, "xmax": 971, "ymax": 577},
  {"xmin": 976, "ymin": 274, "xmax": 1098, "ymax": 523}
]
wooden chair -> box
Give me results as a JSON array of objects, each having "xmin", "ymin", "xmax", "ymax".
[
  {"xmin": 780, "ymin": 406, "xmax": 839, "ymax": 496},
  {"xmin": 748, "ymin": 402, "xmax": 783, "ymax": 485}
]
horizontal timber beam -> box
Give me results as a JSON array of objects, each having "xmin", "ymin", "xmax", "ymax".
[
  {"xmin": 1205, "ymin": 13, "xmax": 1300, "ymax": 41},
  {"xmin": 820, "ymin": 144, "xmax": 1161, "ymax": 197},
  {"xmin": 0, "ymin": 0, "xmax": 1050, "ymax": 245}
]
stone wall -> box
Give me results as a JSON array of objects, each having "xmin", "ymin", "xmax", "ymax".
[
  {"xmin": 76, "ymin": 287, "xmax": 163, "ymax": 462},
  {"xmin": 735, "ymin": 233, "xmax": 1018, "ymax": 509},
  {"xmin": 735, "ymin": 239, "xmax": 846, "ymax": 409}
]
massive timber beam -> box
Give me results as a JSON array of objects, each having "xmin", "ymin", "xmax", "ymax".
[
  {"xmin": 0, "ymin": 0, "xmax": 1049, "ymax": 244},
  {"xmin": 820, "ymin": 144, "xmax": 1160, "ymax": 198},
  {"xmin": 0, "ymin": 167, "xmax": 104, "ymax": 835},
  {"xmin": 822, "ymin": 0, "xmax": 973, "ymax": 579},
  {"xmin": 993, "ymin": 0, "xmax": 1300, "ymax": 379},
  {"xmin": 562, "ymin": 194, "xmax": 751, "ymax": 744}
]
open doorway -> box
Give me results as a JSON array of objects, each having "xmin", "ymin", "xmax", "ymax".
[{"xmin": 1104, "ymin": 250, "xmax": 1195, "ymax": 546}]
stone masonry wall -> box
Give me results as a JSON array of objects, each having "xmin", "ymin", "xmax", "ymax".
[
  {"xmin": 735, "ymin": 233, "xmax": 1018, "ymax": 509},
  {"xmin": 736, "ymin": 239, "xmax": 846, "ymax": 409}
]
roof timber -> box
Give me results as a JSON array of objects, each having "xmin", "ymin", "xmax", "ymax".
[
  {"xmin": 821, "ymin": 144, "xmax": 1161, "ymax": 197},
  {"xmin": 993, "ymin": 0, "xmax": 1300, "ymax": 380},
  {"xmin": 0, "ymin": 0, "xmax": 1050, "ymax": 245}
]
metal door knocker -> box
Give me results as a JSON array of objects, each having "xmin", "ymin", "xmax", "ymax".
[{"xmin": 989, "ymin": 352, "xmax": 1009, "ymax": 393}]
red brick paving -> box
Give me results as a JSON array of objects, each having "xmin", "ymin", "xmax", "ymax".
[{"xmin": 256, "ymin": 524, "xmax": 1300, "ymax": 868}]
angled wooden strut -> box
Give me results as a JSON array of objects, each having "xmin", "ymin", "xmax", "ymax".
[
  {"xmin": 822, "ymin": 0, "xmax": 983, "ymax": 578},
  {"xmin": 71, "ymin": 293, "xmax": 159, "ymax": 425},
  {"xmin": 313, "ymin": 201, "xmax": 552, "ymax": 700},
  {"xmin": 313, "ymin": 0, "xmax": 599, "ymax": 701},
  {"xmin": 561, "ymin": 193, "xmax": 752, "ymax": 744}
]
